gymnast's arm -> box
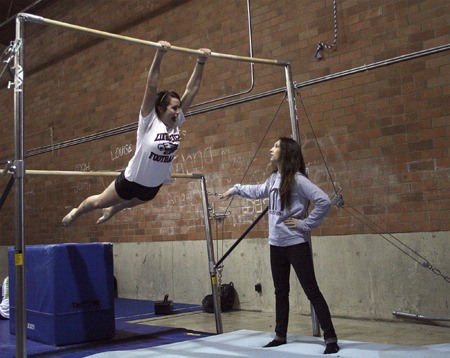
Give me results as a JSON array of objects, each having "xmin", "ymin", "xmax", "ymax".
[
  {"xmin": 180, "ymin": 48, "xmax": 211, "ymax": 114},
  {"xmin": 141, "ymin": 41, "xmax": 170, "ymax": 117}
]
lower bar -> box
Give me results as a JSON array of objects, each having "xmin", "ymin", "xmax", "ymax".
[{"xmin": 19, "ymin": 169, "xmax": 201, "ymax": 179}]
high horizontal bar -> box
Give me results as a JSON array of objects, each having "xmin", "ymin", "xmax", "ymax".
[
  {"xmin": 18, "ymin": 169, "xmax": 202, "ymax": 179},
  {"xmin": 18, "ymin": 13, "xmax": 287, "ymax": 66}
]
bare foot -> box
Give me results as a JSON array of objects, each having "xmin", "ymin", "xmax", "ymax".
[
  {"xmin": 62, "ymin": 208, "xmax": 78, "ymax": 228},
  {"xmin": 97, "ymin": 207, "xmax": 114, "ymax": 225}
]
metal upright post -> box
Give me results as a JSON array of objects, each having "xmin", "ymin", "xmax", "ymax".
[
  {"xmin": 285, "ymin": 64, "xmax": 321, "ymax": 337},
  {"xmin": 285, "ymin": 64, "xmax": 300, "ymax": 144},
  {"xmin": 199, "ymin": 176, "xmax": 223, "ymax": 333},
  {"xmin": 14, "ymin": 14, "xmax": 27, "ymax": 358}
]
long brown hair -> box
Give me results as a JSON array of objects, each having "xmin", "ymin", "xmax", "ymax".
[{"xmin": 275, "ymin": 137, "xmax": 307, "ymax": 209}]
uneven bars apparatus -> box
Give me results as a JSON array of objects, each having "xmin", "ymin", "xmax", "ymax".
[{"xmin": 10, "ymin": 12, "xmax": 307, "ymax": 357}]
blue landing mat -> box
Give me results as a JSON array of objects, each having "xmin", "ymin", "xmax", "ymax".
[{"xmin": 0, "ymin": 298, "xmax": 208, "ymax": 358}]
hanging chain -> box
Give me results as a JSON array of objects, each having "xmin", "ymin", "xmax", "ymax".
[
  {"xmin": 215, "ymin": 216, "xmax": 224, "ymax": 287},
  {"xmin": 422, "ymin": 261, "xmax": 450, "ymax": 283},
  {"xmin": 315, "ymin": 0, "xmax": 338, "ymax": 59}
]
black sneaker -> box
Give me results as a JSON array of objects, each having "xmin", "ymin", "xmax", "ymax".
[
  {"xmin": 324, "ymin": 342, "xmax": 340, "ymax": 354},
  {"xmin": 263, "ymin": 339, "xmax": 287, "ymax": 348}
]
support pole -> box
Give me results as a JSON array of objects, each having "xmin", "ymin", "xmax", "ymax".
[
  {"xmin": 285, "ymin": 63, "xmax": 321, "ymax": 337},
  {"xmin": 14, "ymin": 15, "xmax": 27, "ymax": 358},
  {"xmin": 285, "ymin": 64, "xmax": 300, "ymax": 144},
  {"xmin": 200, "ymin": 176, "xmax": 223, "ymax": 333}
]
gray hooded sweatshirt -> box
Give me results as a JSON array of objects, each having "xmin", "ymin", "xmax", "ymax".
[{"xmin": 229, "ymin": 172, "xmax": 331, "ymax": 247}]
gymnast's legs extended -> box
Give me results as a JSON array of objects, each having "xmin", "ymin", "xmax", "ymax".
[
  {"xmin": 62, "ymin": 172, "xmax": 161, "ymax": 227},
  {"xmin": 62, "ymin": 181, "xmax": 140, "ymax": 227}
]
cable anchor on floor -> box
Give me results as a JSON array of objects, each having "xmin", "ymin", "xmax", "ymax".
[{"xmin": 422, "ymin": 261, "xmax": 450, "ymax": 283}]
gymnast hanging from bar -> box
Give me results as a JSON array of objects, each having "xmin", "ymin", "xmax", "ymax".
[{"xmin": 62, "ymin": 41, "xmax": 211, "ymax": 227}]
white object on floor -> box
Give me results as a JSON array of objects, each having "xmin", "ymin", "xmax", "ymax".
[{"xmin": 87, "ymin": 329, "xmax": 450, "ymax": 358}]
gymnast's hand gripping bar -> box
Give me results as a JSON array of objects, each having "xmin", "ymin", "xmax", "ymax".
[{"xmin": 17, "ymin": 13, "xmax": 289, "ymax": 66}]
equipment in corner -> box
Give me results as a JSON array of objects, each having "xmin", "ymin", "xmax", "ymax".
[
  {"xmin": 155, "ymin": 294, "xmax": 173, "ymax": 315},
  {"xmin": 202, "ymin": 282, "xmax": 235, "ymax": 313}
]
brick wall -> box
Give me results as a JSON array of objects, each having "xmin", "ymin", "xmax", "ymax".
[{"xmin": 0, "ymin": 0, "xmax": 448, "ymax": 246}]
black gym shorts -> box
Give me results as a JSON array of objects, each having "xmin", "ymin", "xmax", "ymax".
[{"xmin": 115, "ymin": 171, "xmax": 162, "ymax": 201}]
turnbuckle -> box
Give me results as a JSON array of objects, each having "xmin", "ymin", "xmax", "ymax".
[{"xmin": 331, "ymin": 187, "xmax": 344, "ymax": 207}]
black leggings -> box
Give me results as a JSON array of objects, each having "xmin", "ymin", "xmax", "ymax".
[{"xmin": 270, "ymin": 242, "xmax": 337, "ymax": 344}]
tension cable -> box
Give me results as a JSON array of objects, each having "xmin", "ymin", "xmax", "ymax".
[
  {"xmin": 297, "ymin": 92, "xmax": 449, "ymax": 284},
  {"xmin": 211, "ymin": 93, "xmax": 287, "ymax": 268},
  {"xmin": 342, "ymin": 204, "xmax": 450, "ymax": 283},
  {"xmin": 222, "ymin": 92, "xmax": 287, "ymax": 215}
]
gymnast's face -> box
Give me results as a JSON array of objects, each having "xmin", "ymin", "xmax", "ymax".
[
  {"xmin": 160, "ymin": 97, "xmax": 181, "ymax": 127},
  {"xmin": 270, "ymin": 140, "xmax": 281, "ymax": 164}
]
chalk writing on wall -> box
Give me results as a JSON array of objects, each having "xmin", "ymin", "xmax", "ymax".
[
  {"xmin": 111, "ymin": 144, "xmax": 133, "ymax": 161},
  {"xmin": 132, "ymin": 134, "xmax": 345, "ymax": 229},
  {"xmin": 72, "ymin": 162, "xmax": 91, "ymax": 193},
  {"xmin": 174, "ymin": 145, "xmax": 213, "ymax": 173},
  {"xmin": 75, "ymin": 162, "xmax": 91, "ymax": 172}
]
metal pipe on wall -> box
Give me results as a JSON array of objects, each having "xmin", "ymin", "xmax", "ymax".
[
  {"xmin": 191, "ymin": 0, "xmax": 255, "ymax": 108},
  {"xmin": 10, "ymin": 42, "xmax": 448, "ymax": 163}
]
